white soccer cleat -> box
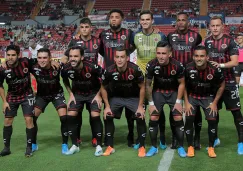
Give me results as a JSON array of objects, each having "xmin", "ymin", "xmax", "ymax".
[
  {"xmin": 94, "ymin": 145, "xmax": 103, "ymax": 157},
  {"xmin": 65, "ymin": 145, "xmax": 80, "ymax": 155}
]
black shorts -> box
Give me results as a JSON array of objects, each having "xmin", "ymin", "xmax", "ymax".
[
  {"xmin": 68, "ymin": 93, "xmax": 100, "ymax": 112},
  {"xmin": 188, "ymin": 96, "xmax": 216, "ymax": 120},
  {"xmin": 5, "ymin": 94, "xmax": 35, "ymax": 118},
  {"xmin": 35, "ymin": 93, "xmax": 67, "ymax": 112},
  {"xmin": 109, "ymin": 97, "xmax": 139, "ymax": 119},
  {"xmin": 218, "ymin": 85, "xmax": 241, "ymax": 111},
  {"xmin": 234, "ymin": 63, "xmax": 243, "ymax": 77},
  {"xmin": 153, "ymin": 91, "xmax": 181, "ymax": 116}
]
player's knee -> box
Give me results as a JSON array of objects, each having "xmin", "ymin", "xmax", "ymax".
[
  {"xmin": 173, "ymin": 116, "xmax": 182, "ymax": 121},
  {"xmin": 34, "ymin": 107, "xmax": 42, "ymax": 117},
  {"xmin": 57, "ymin": 108, "xmax": 67, "ymax": 116},
  {"xmin": 150, "ymin": 115, "xmax": 159, "ymax": 121},
  {"xmin": 4, "ymin": 117, "xmax": 14, "ymax": 126},
  {"xmin": 24, "ymin": 116, "xmax": 34, "ymax": 128},
  {"xmin": 232, "ymin": 110, "xmax": 243, "ymax": 119},
  {"xmin": 149, "ymin": 120, "xmax": 158, "ymax": 127},
  {"xmin": 91, "ymin": 111, "xmax": 100, "ymax": 117}
]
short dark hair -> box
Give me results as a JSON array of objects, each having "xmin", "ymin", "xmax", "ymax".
[
  {"xmin": 6, "ymin": 45, "xmax": 20, "ymax": 56},
  {"xmin": 69, "ymin": 46, "xmax": 84, "ymax": 56},
  {"xmin": 115, "ymin": 47, "xmax": 129, "ymax": 56},
  {"xmin": 80, "ymin": 17, "xmax": 92, "ymax": 25},
  {"xmin": 237, "ymin": 32, "xmax": 243, "ymax": 37},
  {"xmin": 139, "ymin": 10, "xmax": 153, "ymax": 19},
  {"xmin": 156, "ymin": 41, "xmax": 171, "ymax": 51},
  {"xmin": 37, "ymin": 48, "xmax": 51, "ymax": 57},
  {"xmin": 109, "ymin": 9, "xmax": 124, "ymax": 19},
  {"xmin": 194, "ymin": 45, "xmax": 208, "ymax": 55},
  {"xmin": 177, "ymin": 12, "xmax": 189, "ymax": 18},
  {"xmin": 210, "ymin": 16, "xmax": 224, "ymax": 24}
]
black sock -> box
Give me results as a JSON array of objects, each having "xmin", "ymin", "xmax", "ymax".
[
  {"xmin": 232, "ymin": 110, "xmax": 243, "ymax": 142},
  {"xmin": 208, "ymin": 120, "xmax": 217, "ymax": 147},
  {"xmin": 194, "ymin": 108, "xmax": 202, "ymax": 141},
  {"xmin": 92, "ymin": 116, "xmax": 103, "ymax": 146},
  {"xmin": 174, "ymin": 120, "xmax": 184, "ymax": 147},
  {"xmin": 32, "ymin": 116, "xmax": 38, "ymax": 144},
  {"xmin": 105, "ymin": 117, "xmax": 115, "ymax": 147},
  {"xmin": 125, "ymin": 108, "xmax": 134, "ymax": 142},
  {"xmin": 26, "ymin": 127, "xmax": 33, "ymax": 148},
  {"xmin": 60, "ymin": 115, "xmax": 68, "ymax": 144},
  {"xmin": 67, "ymin": 115, "xmax": 78, "ymax": 146},
  {"xmin": 215, "ymin": 114, "xmax": 219, "ymax": 139},
  {"xmin": 136, "ymin": 118, "xmax": 146, "ymax": 147},
  {"xmin": 159, "ymin": 110, "xmax": 166, "ymax": 144},
  {"xmin": 149, "ymin": 120, "xmax": 159, "ymax": 147},
  {"xmin": 169, "ymin": 112, "xmax": 176, "ymax": 139},
  {"xmin": 76, "ymin": 111, "xmax": 82, "ymax": 140},
  {"xmin": 3, "ymin": 125, "xmax": 13, "ymax": 148},
  {"xmin": 185, "ymin": 115, "xmax": 195, "ymax": 147}
]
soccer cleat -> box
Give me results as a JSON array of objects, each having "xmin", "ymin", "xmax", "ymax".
[
  {"xmin": 94, "ymin": 145, "xmax": 103, "ymax": 157},
  {"xmin": 65, "ymin": 145, "xmax": 80, "ymax": 155},
  {"xmin": 133, "ymin": 143, "xmax": 140, "ymax": 150},
  {"xmin": 160, "ymin": 141, "xmax": 167, "ymax": 150},
  {"xmin": 0, "ymin": 147, "xmax": 11, "ymax": 157},
  {"xmin": 145, "ymin": 146, "xmax": 158, "ymax": 157},
  {"xmin": 194, "ymin": 138, "xmax": 201, "ymax": 150},
  {"xmin": 208, "ymin": 147, "xmax": 216, "ymax": 158},
  {"xmin": 103, "ymin": 146, "xmax": 115, "ymax": 156},
  {"xmin": 177, "ymin": 147, "xmax": 187, "ymax": 158},
  {"xmin": 32, "ymin": 144, "xmax": 38, "ymax": 152},
  {"xmin": 237, "ymin": 143, "xmax": 243, "ymax": 155},
  {"xmin": 138, "ymin": 146, "xmax": 146, "ymax": 157},
  {"xmin": 62, "ymin": 144, "xmax": 68, "ymax": 154},
  {"xmin": 92, "ymin": 138, "xmax": 97, "ymax": 147},
  {"xmin": 25, "ymin": 147, "xmax": 33, "ymax": 157},
  {"xmin": 171, "ymin": 136, "xmax": 178, "ymax": 149},
  {"xmin": 187, "ymin": 146, "xmax": 195, "ymax": 157},
  {"xmin": 213, "ymin": 138, "xmax": 220, "ymax": 147}
]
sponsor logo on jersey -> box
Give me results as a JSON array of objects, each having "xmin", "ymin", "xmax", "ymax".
[
  {"xmin": 189, "ymin": 70, "xmax": 197, "ymax": 73},
  {"xmin": 23, "ymin": 68, "xmax": 28, "ymax": 73},
  {"xmin": 105, "ymin": 42, "xmax": 124, "ymax": 48},
  {"xmin": 155, "ymin": 66, "xmax": 160, "ymax": 69},
  {"xmin": 68, "ymin": 70, "xmax": 75, "ymax": 73},
  {"xmin": 112, "ymin": 72, "xmax": 119, "ymax": 76}
]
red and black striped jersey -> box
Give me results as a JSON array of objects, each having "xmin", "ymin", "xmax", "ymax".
[
  {"xmin": 61, "ymin": 61, "xmax": 102, "ymax": 96},
  {"xmin": 66, "ymin": 36, "xmax": 101, "ymax": 64},
  {"xmin": 145, "ymin": 57, "xmax": 184, "ymax": 92},
  {"xmin": 167, "ymin": 29, "xmax": 202, "ymax": 65},
  {"xmin": 102, "ymin": 61, "xmax": 144, "ymax": 98},
  {"xmin": 31, "ymin": 64, "xmax": 63, "ymax": 98},
  {"xmin": 185, "ymin": 61, "xmax": 224, "ymax": 99},
  {"xmin": 0, "ymin": 58, "xmax": 34, "ymax": 102},
  {"xmin": 99, "ymin": 28, "xmax": 134, "ymax": 68},
  {"xmin": 205, "ymin": 34, "xmax": 239, "ymax": 86}
]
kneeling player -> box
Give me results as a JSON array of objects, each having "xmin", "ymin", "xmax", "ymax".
[
  {"xmin": 61, "ymin": 46, "xmax": 103, "ymax": 156},
  {"xmin": 101, "ymin": 47, "xmax": 146, "ymax": 157},
  {"xmin": 145, "ymin": 41, "xmax": 186, "ymax": 157},
  {"xmin": 31, "ymin": 48, "xmax": 68, "ymax": 154},
  {"xmin": 184, "ymin": 46, "xmax": 225, "ymax": 158}
]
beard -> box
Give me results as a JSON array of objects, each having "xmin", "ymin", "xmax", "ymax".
[{"xmin": 110, "ymin": 24, "xmax": 121, "ymax": 31}]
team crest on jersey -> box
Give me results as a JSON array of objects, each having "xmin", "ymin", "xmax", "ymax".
[
  {"xmin": 93, "ymin": 44, "xmax": 98, "ymax": 49},
  {"xmin": 128, "ymin": 75, "xmax": 134, "ymax": 80},
  {"xmin": 207, "ymin": 74, "xmax": 213, "ymax": 80},
  {"xmin": 154, "ymin": 37, "xmax": 159, "ymax": 42},
  {"xmin": 221, "ymin": 44, "xmax": 227, "ymax": 49},
  {"xmin": 121, "ymin": 35, "xmax": 126, "ymax": 40},
  {"xmin": 171, "ymin": 70, "xmax": 176, "ymax": 75},
  {"xmin": 85, "ymin": 73, "xmax": 91, "ymax": 78},
  {"xmin": 23, "ymin": 68, "xmax": 28, "ymax": 73},
  {"xmin": 189, "ymin": 37, "xmax": 194, "ymax": 42},
  {"xmin": 53, "ymin": 71, "xmax": 58, "ymax": 76}
]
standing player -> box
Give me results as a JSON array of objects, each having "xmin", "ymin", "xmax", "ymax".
[
  {"xmin": 184, "ymin": 46, "xmax": 225, "ymax": 158},
  {"xmin": 0, "ymin": 45, "xmax": 35, "ymax": 157},
  {"xmin": 100, "ymin": 47, "xmax": 146, "ymax": 157},
  {"xmin": 145, "ymin": 41, "xmax": 186, "ymax": 157},
  {"xmin": 167, "ymin": 12, "xmax": 203, "ymax": 149},
  {"xmin": 61, "ymin": 46, "xmax": 103, "ymax": 156},
  {"xmin": 234, "ymin": 33, "xmax": 243, "ymax": 86},
  {"xmin": 99, "ymin": 9, "xmax": 136, "ymax": 147},
  {"xmin": 31, "ymin": 48, "xmax": 68, "ymax": 154},
  {"xmin": 205, "ymin": 16, "xmax": 243, "ymax": 154}
]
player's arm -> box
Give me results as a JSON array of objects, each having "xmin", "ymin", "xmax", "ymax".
[
  {"xmin": 128, "ymin": 30, "xmax": 136, "ymax": 54},
  {"xmin": 173, "ymin": 77, "xmax": 185, "ymax": 113},
  {"xmin": 137, "ymin": 81, "xmax": 145, "ymax": 119},
  {"xmin": 0, "ymin": 72, "xmax": 10, "ymax": 113},
  {"xmin": 61, "ymin": 70, "xmax": 75, "ymax": 108},
  {"xmin": 196, "ymin": 33, "xmax": 202, "ymax": 45}
]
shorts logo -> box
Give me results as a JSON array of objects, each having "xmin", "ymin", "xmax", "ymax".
[
  {"xmin": 189, "ymin": 37, "xmax": 194, "ymax": 42},
  {"xmin": 154, "ymin": 70, "xmax": 159, "ymax": 74},
  {"xmin": 149, "ymin": 128, "xmax": 153, "ymax": 132},
  {"xmin": 23, "ymin": 68, "xmax": 28, "ymax": 74},
  {"xmin": 121, "ymin": 35, "xmax": 126, "ymax": 40},
  {"xmin": 69, "ymin": 74, "xmax": 74, "ymax": 79},
  {"xmin": 237, "ymin": 102, "xmax": 241, "ymax": 107},
  {"xmin": 128, "ymin": 75, "xmax": 134, "ymax": 80},
  {"xmin": 93, "ymin": 44, "xmax": 98, "ymax": 49},
  {"xmin": 207, "ymin": 74, "xmax": 213, "ymax": 80},
  {"xmin": 171, "ymin": 70, "xmax": 176, "ymax": 75},
  {"xmin": 85, "ymin": 73, "xmax": 91, "ymax": 78},
  {"xmin": 239, "ymin": 121, "xmax": 243, "ymax": 125},
  {"xmin": 221, "ymin": 44, "xmax": 227, "ymax": 49},
  {"xmin": 53, "ymin": 71, "xmax": 58, "ymax": 76}
]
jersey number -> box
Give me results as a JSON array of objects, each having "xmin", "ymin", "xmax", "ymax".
[{"xmin": 231, "ymin": 90, "xmax": 239, "ymax": 99}]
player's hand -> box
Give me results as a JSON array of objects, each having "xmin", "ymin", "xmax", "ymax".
[
  {"xmin": 153, "ymin": 27, "xmax": 160, "ymax": 33},
  {"xmin": 67, "ymin": 93, "xmax": 76, "ymax": 109},
  {"xmin": 60, "ymin": 56, "xmax": 68, "ymax": 64},
  {"xmin": 207, "ymin": 102, "xmax": 218, "ymax": 117},
  {"xmin": 2, "ymin": 102, "xmax": 10, "ymax": 114},
  {"xmin": 51, "ymin": 60, "xmax": 60, "ymax": 69},
  {"xmin": 210, "ymin": 61, "xmax": 220, "ymax": 68},
  {"xmin": 103, "ymin": 107, "xmax": 113, "ymax": 120},
  {"xmin": 136, "ymin": 105, "xmax": 145, "ymax": 120},
  {"xmin": 0, "ymin": 61, "xmax": 7, "ymax": 68},
  {"xmin": 92, "ymin": 94, "xmax": 102, "ymax": 109},
  {"xmin": 148, "ymin": 105, "xmax": 158, "ymax": 115},
  {"xmin": 184, "ymin": 102, "xmax": 194, "ymax": 116},
  {"xmin": 173, "ymin": 103, "xmax": 183, "ymax": 114}
]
